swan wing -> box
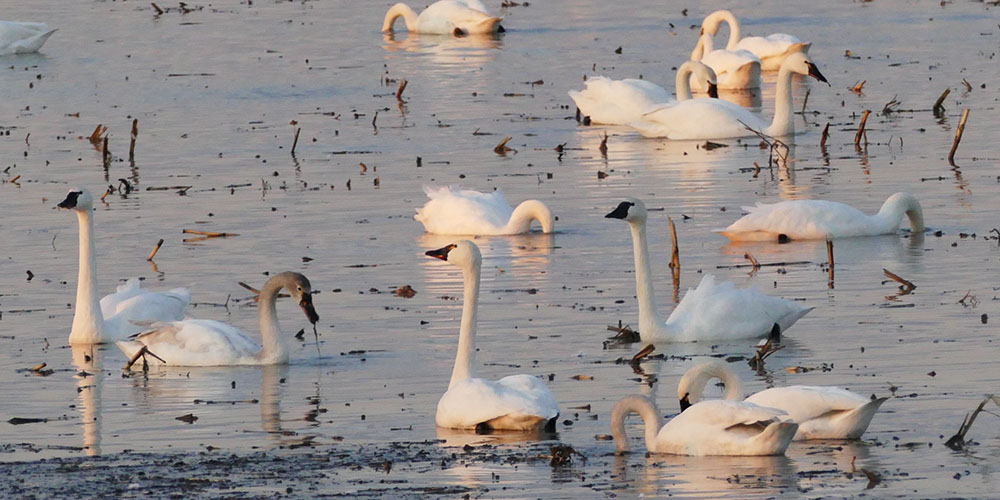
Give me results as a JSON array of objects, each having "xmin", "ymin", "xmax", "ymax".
[
  {"xmin": 0, "ymin": 21, "xmax": 55, "ymax": 54},
  {"xmin": 630, "ymin": 98, "xmax": 766, "ymax": 140},
  {"xmin": 722, "ymin": 199, "xmax": 874, "ymax": 240},
  {"xmin": 100, "ymin": 279, "xmax": 190, "ymax": 336},
  {"xmin": 415, "ymin": 185, "xmax": 514, "ymax": 235},
  {"xmin": 655, "ymin": 400, "xmax": 794, "ymax": 455},
  {"xmin": 436, "ymin": 376, "xmax": 558, "ymax": 430},
  {"xmin": 418, "ymin": 0, "xmax": 501, "ymax": 34},
  {"xmin": 568, "ymin": 77, "xmax": 673, "ymax": 125},
  {"xmin": 735, "ymin": 34, "xmax": 802, "ymax": 60},
  {"xmin": 119, "ymin": 319, "xmax": 260, "ymax": 366},
  {"xmin": 745, "ymin": 386, "xmax": 869, "ymax": 422}
]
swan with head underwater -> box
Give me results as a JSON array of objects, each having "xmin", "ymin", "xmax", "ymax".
[
  {"xmin": 116, "ymin": 272, "xmax": 319, "ymax": 366},
  {"xmin": 610, "ymin": 394, "xmax": 797, "ymax": 456},
  {"xmin": 426, "ymin": 240, "xmax": 559, "ymax": 432},
  {"xmin": 0, "ymin": 21, "xmax": 57, "ymax": 55},
  {"xmin": 720, "ymin": 192, "xmax": 925, "ymax": 242},
  {"xmin": 629, "ymin": 51, "xmax": 828, "ymax": 140},
  {"xmin": 677, "ymin": 360, "xmax": 887, "ymax": 440},
  {"xmin": 57, "ymin": 188, "xmax": 190, "ymax": 345},
  {"xmin": 567, "ymin": 61, "xmax": 718, "ymax": 126},
  {"xmin": 689, "ymin": 32, "xmax": 761, "ymax": 91},
  {"xmin": 382, "ymin": 0, "xmax": 503, "ymax": 36},
  {"xmin": 605, "ymin": 198, "xmax": 812, "ymax": 344},
  {"xmin": 701, "ymin": 10, "xmax": 811, "ymax": 71},
  {"xmin": 415, "ymin": 186, "xmax": 553, "ymax": 236}
]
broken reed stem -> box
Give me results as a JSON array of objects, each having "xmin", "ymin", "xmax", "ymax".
[
  {"xmin": 494, "ymin": 136, "xmax": 512, "ymax": 154},
  {"xmin": 395, "ymin": 79, "xmax": 408, "ymax": 101},
  {"xmin": 933, "ymin": 88, "xmax": 950, "ymax": 114},
  {"xmin": 124, "ymin": 345, "xmax": 165, "ymax": 371},
  {"xmin": 667, "ymin": 216, "xmax": 679, "ymax": 270},
  {"xmin": 743, "ymin": 252, "xmax": 761, "ymax": 270},
  {"xmin": 102, "ymin": 137, "xmax": 111, "ymax": 168},
  {"xmin": 90, "ymin": 124, "xmax": 105, "ymax": 145},
  {"xmin": 129, "ymin": 119, "xmax": 138, "ymax": 162},
  {"xmin": 820, "ymin": 122, "xmax": 830, "ymax": 148},
  {"xmin": 948, "ymin": 108, "xmax": 970, "ymax": 165},
  {"xmin": 151, "ymin": 2, "xmax": 164, "ymax": 14},
  {"xmin": 854, "ymin": 110, "xmax": 870, "ymax": 146},
  {"xmin": 800, "ymin": 88, "xmax": 810, "ymax": 115},
  {"xmin": 146, "ymin": 239, "xmax": 164, "ymax": 261},
  {"xmin": 291, "ymin": 127, "xmax": 301, "ymax": 156},
  {"xmin": 826, "ymin": 240, "xmax": 835, "ymax": 286},
  {"xmin": 181, "ymin": 229, "xmax": 239, "ymax": 238},
  {"xmin": 883, "ymin": 268, "xmax": 916, "ymax": 290},
  {"xmin": 599, "ymin": 132, "xmax": 608, "ymax": 155}
]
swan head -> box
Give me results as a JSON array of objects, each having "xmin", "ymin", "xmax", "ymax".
[
  {"xmin": 604, "ymin": 198, "xmax": 646, "ymax": 224},
  {"xmin": 677, "ymin": 360, "xmax": 742, "ymax": 412},
  {"xmin": 685, "ymin": 61, "xmax": 719, "ymax": 98},
  {"xmin": 274, "ymin": 271, "xmax": 319, "ymax": 325},
  {"xmin": 57, "ymin": 188, "xmax": 94, "ymax": 212},
  {"xmin": 426, "ymin": 240, "xmax": 482, "ymax": 271},
  {"xmin": 782, "ymin": 52, "xmax": 829, "ymax": 85}
]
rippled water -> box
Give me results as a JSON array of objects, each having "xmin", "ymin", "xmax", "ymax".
[{"xmin": 2, "ymin": 0, "xmax": 1000, "ymax": 497}]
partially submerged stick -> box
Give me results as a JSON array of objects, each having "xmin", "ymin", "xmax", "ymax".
[
  {"xmin": 667, "ymin": 216, "xmax": 679, "ymax": 270},
  {"xmin": 395, "ymin": 79, "xmax": 408, "ymax": 101},
  {"xmin": 883, "ymin": 268, "xmax": 916, "ymax": 291},
  {"xmin": 820, "ymin": 122, "xmax": 830, "ymax": 148},
  {"xmin": 744, "ymin": 252, "xmax": 761, "ymax": 270},
  {"xmin": 124, "ymin": 345, "xmax": 165, "ymax": 371},
  {"xmin": 182, "ymin": 229, "xmax": 239, "ymax": 238},
  {"xmin": 129, "ymin": 118, "xmax": 138, "ymax": 162},
  {"xmin": 854, "ymin": 110, "xmax": 870, "ymax": 147},
  {"xmin": 932, "ymin": 88, "xmax": 950, "ymax": 115},
  {"xmin": 948, "ymin": 108, "xmax": 970, "ymax": 165},
  {"xmin": 827, "ymin": 240, "xmax": 835, "ymax": 287},
  {"xmin": 102, "ymin": 137, "xmax": 111, "ymax": 168},
  {"xmin": 944, "ymin": 394, "xmax": 1000, "ymax": 451},
  {"xmin": 146, "ymin": 238, "xmax": 164, "ymax": 261},
  {"xmin": 291, "ymin": 127, "xmax": 301, "ymax": 156}
]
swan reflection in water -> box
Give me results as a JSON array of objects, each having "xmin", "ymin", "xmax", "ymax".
[
  {"xmin": 612, "ymin": 450, "xmax": 799, "ymax": 497},
  {"xmin": 72, "ymin": 345, "xmax": 103, "ymax": 456},
  {"xmin": 382, "ymin": 32, "xmax": 502, "ymax": 69}
]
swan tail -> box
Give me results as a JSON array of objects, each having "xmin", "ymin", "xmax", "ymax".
[
  {"xmin": 790, "ymin": 42, "xmax": 811, "ymax": 55},
  {"xmin": 468, "ymin": 16, "xmax": 503, "ymax": 34},
  {"xmin": 839, "ymin": 397, "xmax": 887, "ymax": 439},
  {"xmin": 753, "ymin": 421, "xmax": 798, "ymax": 455}
]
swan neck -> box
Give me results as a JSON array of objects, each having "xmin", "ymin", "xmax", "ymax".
[
  {"xmin": 878, "ymin": 194, "xmax": 925, "ymax": 233},
  {"xmin": 611, "ymin": 395, "xmax": 663, "ymax": 452},
  {"xmin": 720, "ymin": 11, "xmax": 741, "ymax": 50},
  {"xmin": 449, "ymin": 260, "xmax": 481, "ymax": 389},
  {"xmin": 256, "ymin": 278, "xmax": 289, "ymax": 364},
  {"xmin": 505, "ymin": 200, "xmax": 553, "ymax": 234},
  {"xmin": 679, "ymin": 362, "xmax": 743, "ymax": 404},
  {"xmin": 675, "ymin": 63, "xmax": 694, "ymax": 101},
  {"xmin": 627, "ymin": 219, "xmax": 668, "ymax": 339},
  {"xmin": 70, "ymin": 209, "xmax": 106, "ymax": 344},
  {"xmin": 691, "ymin": 34, "xmax": 713, "ymax": 61},
  {"xmin": 382, "ymin": 3, "xmax": 419, "ymax": 32},
  {"xmin": 767, "ymin": 65, "xmax": 796, "ymax": 136}
]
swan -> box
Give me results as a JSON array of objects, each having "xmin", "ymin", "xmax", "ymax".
[
  {"xmin": 0, "ymin": 21, "xmax": 56, "ymax": 55},
  {"xmin": 701, "ymin": 10, "xmax": 811, "ymax": 71},
  {"xmin": 720, "ymin": 192, "xmax": 926, "ymax": 242},
  {"xmin": 605, "ymin": 198, "xmax": 812, "ymax": 343},
  {"xmin": 116, "ymin": 272, "xmax": 319, "ymax": 366},
  {"xmin": 58, "ymin": 188, "xmax": 190, "ymax": 345},
  {"xmin": 611, "ymin": 394, "xmax": 797, "ymax": 456},
  {"xmin": 690, "ymin": 33, "xmax": 761, "ymax": 91},
  {"xmin": 382, "ymin": 0, "xmax": 503, "ymax": 36},
  {"xmin": 426, "ymin": 240, "xmax": 559, "ymax": 432},
  {"xmin": 567, "ymin": 61, "xmax": 718, "ymax": 125},
  {"xmin": 677, "ymin": 360, "xmax": 887, "ymax": 440},
  {"xmin": 629, "ymin": 51, "xmax": 827, "ymax": 140},
  {"xmin": 414, "ymin": 185, "xmax": 554, "ymax": 236}
]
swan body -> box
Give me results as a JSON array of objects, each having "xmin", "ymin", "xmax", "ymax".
[
  {"xmin": 116, "ymin": 272, "xmax": 319, "ymax": 366},
  {"xmin": 0, "ymin": 21, "xmax": 56, "ymax": 55},
  {"xmin": 678, "ymin": 360, "xmax": 887, "ymax": 440},
  {"xmin": 605, "ymin": 198, "xmax": 812, "ymax": 343},
  {"xmin": 690, "ymin": 33, "xmax": 760, "ymax": 91},
  {"xmin": 427, "ymin": 241, "xmax": 559, "ymax": 431},
  {"xmin": 611, "ymin": 395, "xmax": 797, "ymax": 456},
  {"xmin": 382, "ymin": 0, "xmax": 503, "ymax": 36},
  {"xmin": 702, "ymin": 10, "xmax": 811, "ymax": 71},
  {"xmin": 720, "ymin": 192, "xmax": 925, "ymax": 242},
  {"xmin": 415, "ymin": 186, "xmax": 553, "ymax": 236},
  {"xmin": 629, "ymin": 51, "xmax": 827, "ymax": 140},
  {"xmin": 58, "ymin": 188, "xmax": 190, "ymax": 345},
  {"xmin": 567, "ymin": 61, "xmax": 718, "ymax": 125}
]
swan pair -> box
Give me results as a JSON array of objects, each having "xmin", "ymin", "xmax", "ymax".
[
  {"xmin": 720, "ymin": 193, "xmax": 926, "ymax": 241},
  {"xmin": 427, "ymin": 240, "xmax": 559, "ymax": 432},
  {"xmin": 414, "ymin": 185, "xmax": 553, "ymax": 236},
  {"xmin": 629, "ymin": 52, "xmax": 828, "ymax": 140},
  {"xmin": 383, "ymin": 0, "xmax": 503, "ymax": 36},
  {"xmin": 678, "ymin": 360, "xmax": 886, "ymax": 440},
  {"xmin": 0, "ymin": 21, "xmax": 56, "ymax": 55},
  {"xmin": 605, "ymin": 198, "xmax": 812, "ymax": 344},
  {"xmin": 567, "ymin": 61, "xmax": 718, "ymax": 126},
  {"xmin": 689, "ymin": 33, "xmax": 761, "ymax": 91},
  {"xmin": 59, "ymin": 188, "xmax": 319, "ymax": 366}
]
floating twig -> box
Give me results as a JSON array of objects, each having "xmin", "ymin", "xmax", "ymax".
[
  {"xmin": 850, "ymin": 80, "xmax": 866, "ymax": 94},
  {"xmin": 883, "ymin": 268, "xmax": 916, "ymax": 291},
  {"xmin": 944, "ymin": 394, "xmax": 1000, "ymax": 450},
  {"xmin": 744, "ymin": 252, "xmax": 761, "ymax": 270},
  {"xmin": 494, "ymin": 136, "xmax": 513, "ymax": 155},
  {"xmin": 631, "ymin": 344, "xmax": 655, "ymax": 365},
  {"xmin": 854, "ymin": 110, "xmax": 870, "ymax": 147},
  {"xmin": 151, "ymin": 2, "xmax": 164, "ymax": 14},
  {"xmin": 820, "ymin": 122, "xmax": 830, "ymax": 148},
  {"xmin": 948, "ymin": 108, "xmax": 970, "ymax": 166},
  {"xmin": 748, "ymin": 336, "xmax": 784, "ymax": 372},
  {"xmin": 182, "ymin": 229, "xmax": 239, "ymax": 238},
  {"xmin": 146, "ymin": 239, "xmax": 164, "ymax": 261},
  {"xmin": 124, "ymin": 345, "xmax": 165, "ymax": 371}
]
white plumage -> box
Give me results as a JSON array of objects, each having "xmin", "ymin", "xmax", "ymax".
[
  {"xmin": 0, "ymin": 21, "xmax": 56, "ymax": 55},
  {"xmin": 690, "ymin": 33, "xmax": 761, "ymax": 91},
  {"xmin": 382, "ymin": 0, "xmax": 502, "ymax": 36},
  {"xmin": 701, "ymin": 10, "xmax": 811, "ymax": 71},
  {"xmin": 414, "ymin": 186, "xmax": 553, "ymax": 236}
]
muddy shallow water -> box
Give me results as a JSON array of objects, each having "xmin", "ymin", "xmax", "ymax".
[{"xmin": 1, "ymin": 0, "xmax": 1000, "ymax": 497}]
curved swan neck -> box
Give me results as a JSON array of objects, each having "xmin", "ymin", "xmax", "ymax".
[
  {"xmin": 626, "ymin": 219, "xmax": 669, "ymax": 338},
  {"xmin": 382, "ymin": 3, "xmax": 419, "ymax": 32},
  {"xmin": 505, "ymin": 200, "xmax": 553, "ymax": 234},
  {"xmin": 611, "ymin": 395, "xmax": 663, "ymax": 452},
  {"xmin": 678, "ymin": 361, "xmax": 743, "ymax": 405},
  {"xmin": 766, "ymin": 63, "xmax": 797, "ymax": 137},
  {"xmin": 691, "ymin": 34, "xmax": 713, "ymax": 61},
  {"xmin": 877, "ymin": 193, "xmax": 925, "ymax": 232},
  {"xmin": 449, "ymin": 257, "xmax": 481, "ymax": 389},
  {"xmin": 69, "ymin": 209, "xmax": 106, "ymax": 344},
  {"xmin": 256, "ymin": 277, "xmax": 290, "ymax": 364},
  {"xmin": 705, "ymin": 10, "xmax": 741, "ymax": 50},
  {"xmin": 675, "ymin": 63, "xmax": 695, "ymax": 101}
]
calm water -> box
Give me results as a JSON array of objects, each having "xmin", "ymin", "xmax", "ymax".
[{"xmin": 2, "ymin": 0, "xmax": 1000, "ymax": 497}]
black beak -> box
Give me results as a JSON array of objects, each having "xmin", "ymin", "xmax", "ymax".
[
  {"xmin": 58, "ymin": 191, "xmax": 82, "ymax": 209},
  {"xmin": 299, "ymin": 293, "xmax": 319, "ymax": 324},
  {"xmin": 605, "ymin": 201, "xmax": 634, "ymax": 219},
  {"xmin": 680, "ymin": 393, "xmax": 692, "ymax": 412},
  {"xmin": 707, "ymin": 81, "xmax": 719, "ymax": 99},
  {"xmin": 806, "ymin": 61, "xmax": 829, "ymax": 86},
  {"xmin": 425, "ymin": 244, "xmax": 457, "ymax": 261},
  {"xmin": 497, "ymin": 25, "xmax": 505, "ymax": 33}
]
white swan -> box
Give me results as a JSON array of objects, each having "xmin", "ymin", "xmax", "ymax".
[
  {"xmin": 382, "ymin": 0, "xmax": 503, "ymax": 36},
  {"xmin": 415, "ymin": 186, "xmax": 554, "ymax": 236},
  {"xmin": 690, "ymin": 33, "xmax": 761, "ymax": 91},
  {"xmin": 720, "ymin": 192, "xmax": 925, "ymax": 242},
  {"xmin": 426, "ymin": 241, "xmax": 559, "ymax": 432},
  {"xmin": 611, "ymin": 394, "xmax": 797, "ymax": 456},
  {"xmin": 701, "ymin": 10, "xmax": 811, "ymax": 71},
  {"xmin": 605, "ymin": 198, "xmax": 812, "ymax": 343},
  {"xmin": 116, "ymin": 272, "xmax": 319, "ymax": 366},
  {"xmin": 0, "ymin": 21, "xmax": 56, "ymax": 56},
  {"xmin": 630, "ymin": 52, "xmax": 827, "ymax": 140},
  {"xmin": 58, "ymin": 188, "xmax": 190, "ymax": 345},
  {"xmin": 567, "ymin": 61, "xmax": 718, "ymax": 125},
  {"xmin": 678, "ymin": 360, "xmax": 887, "ymax": 440}
]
